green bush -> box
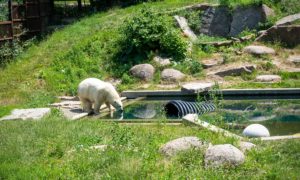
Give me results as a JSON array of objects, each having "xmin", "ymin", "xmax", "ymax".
[
  {"xmin": 174, "ymin": 58, "xmax": 202, "ymax": 75},
  {"xmin": 116, "ymin": 7, "xmax": 187, "ymax": 65}
]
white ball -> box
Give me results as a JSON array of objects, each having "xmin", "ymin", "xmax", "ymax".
[{"xmin": 243, "ymin": 124, "xmax": 270, "ymax": 137}]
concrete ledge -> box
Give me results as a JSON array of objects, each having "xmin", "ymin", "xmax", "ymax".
[
  {"xmin": 259, "ymin": 135, "xmax": 300, "ymax": 141},
  {"xmin": 182, "ymin": 114, "xmax": 243, "ymax": 140},
  {"xmin": 121, "ymin": 88, "xmax": 300, "ymax": 99}
]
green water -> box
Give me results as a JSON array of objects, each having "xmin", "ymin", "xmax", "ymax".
[{"xmin": 102, "ymin": 98, "xmax": 300, "ymax": 136}]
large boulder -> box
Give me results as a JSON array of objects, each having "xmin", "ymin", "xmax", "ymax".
[
  {"xmin": 160, "ymin": 136, "xmax": 208, "ymax": 157},
  {"xmin": 257, "ymin": 13, "xmax": 300, "ymax": 47},
  {"xmin": 229, "ymin": 6, "xmax": 264, "ymax": 37},
  {"xmin": 129, "ymin": 64, "xmax": 155, "ymax": 81},
  {"xmin": 161, "ymin": 69, "xmax": 186, "ymax": 82},
  {"xmin": 255, "ymin": 75, "xmax": 281, "ymax": 82},
  {"xmin": 205, "ymin": 144, "xmax": 245, "ymax": 168},
  {"xmin": 244, "ymin": 45, "xmax": 275, "ymax": 55},
  {"xmin": 213, "ymin": 65, "xmax": 256, "ymax": 77},
  {"xmin": 243, "ymin": 124, "xmax": 270, "ymax": 137},
  {"xmin": 200, "ymin": 7, "xmax": 232, "ymax": 37},
  {"xmin": 257, "ymin": 25, "xmax": 300, "ymax": 47},
  {"xmin": 0, "ymin": 108, "xmax": 51, "ymax": 121}
]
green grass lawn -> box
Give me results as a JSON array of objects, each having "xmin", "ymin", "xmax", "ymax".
[{"xmin": 0, "ymin": 111, "xmax": 299, "ymax": 179}]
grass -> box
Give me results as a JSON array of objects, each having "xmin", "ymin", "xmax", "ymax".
[{"xmin": 0, "ymin": 111, "xmax": 299, "ymax": 179}]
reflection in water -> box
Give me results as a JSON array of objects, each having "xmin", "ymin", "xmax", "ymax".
[{"xmin": 132, "ymin": 104, "xmax": 156, "ymax": 119}]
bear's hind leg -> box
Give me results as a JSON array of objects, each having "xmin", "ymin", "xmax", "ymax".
[{"xmin": 94, "ymin": 101, "xmax": 102, "ymax": 115}]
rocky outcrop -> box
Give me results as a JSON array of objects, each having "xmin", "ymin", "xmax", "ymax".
[
  {"xmin": 244, "ymin": 45, "xmax": 275, "ymax": 55},
  {"xmin": 161, "ymin": 69, "xmax": 185, "ymax": 82},
  {"xmin": 229, "ymin": 6, "xmax": 265, "ymax": 37},
  {"xmin": 213, "ymin": 65, "xmax": 256, "ymax": 77},
  {"xmin": 255, "ymin": 75, "xmax": 281, "ymax": 82},
  {"xmin": 200, "ymin": 7, "xmax": 232, "ymax": 37},
  {"xmin": 160, "ymin": 136, "xmax": 208, "ymax": 157},
  {"xmin": 129, "ymin": 64, "xmax": 155, "ymax": 81},
  {"xmin": 199, "ymin": 5, "xmax": 274, "ymax": 37},
  {"xmin": 205, "ymin": 144, "xmax": 245, "ymax": 168},
  {"xmin": 257, "ymin": 13, "xmax": 300, "ymax": 47}
]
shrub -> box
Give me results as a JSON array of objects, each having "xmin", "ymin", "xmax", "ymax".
[{"xmin": 116, "ymin": 7, "xmax": 187, "ymax": 65}]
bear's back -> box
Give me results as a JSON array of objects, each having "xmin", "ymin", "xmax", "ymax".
[{"xmin": 78, "ymin": 78, "xmax": 107, "ymax": 98}]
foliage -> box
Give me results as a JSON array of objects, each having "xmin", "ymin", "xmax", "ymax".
[
  {"xmin": 115, "ymin": 7, "xmax": 187, "ymax": 65},
  {"xmin": 178, "ymin": 10, "xmax": 203, "ymax": 34},
  {"xmin": 173, "ymin": 58, "xmax": 203, "ymax": 75},
  {"xmin": 0, "ymin": 1, "xmax": 8, "ymax": 21},
  {"xmin": 0, "ymin": 38, "xmax": 35, "ymax": 66}
]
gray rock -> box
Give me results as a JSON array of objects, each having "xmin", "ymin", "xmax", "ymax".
[
  {"xmin": 0, "ymin": 108, "xmax": 51, "ymax": 121},
  {"xmin": 205, "ymin": 144, "xmax": 245, "ymax": 168},
  {"xmin": 153, "ymin": 56, "xmax": 171, "ymax": 66},
  {"xmin": 181, "ymin": 82, "xmax": 213, "ymax": 93},
  {"xmin": 200, "ymin": 7, "xmax": 232, "ymax": 37},
  {"xmin": 160, "ymin": 136, "xmax": 208, "ymax": 157},
  {"xmin": 239, "ymin": 141, "xmax": 256, "ymax": 153},
  {"xmin": 244, "ymin": 45, "xmax": 275, "ymax": 55},
  {"xmin": 275, "ymin": 13, "xmax": 300, "ymax": 26},
  {"xmin": 261, "ymin": 4, "xmax": 275, "ymax": 20},
  {"xmin": 129, "ymin": 64, "xmax": 155, "ymax": 81},
  {"xmin": 229, "ymin": 6, "xmax": 264, "ymax": 37},
  {"xmin": 256, "ymin": 25, "xmax": 300, "ymax": 47},
  {"xmin": 202, "ymin": 57, "xmax": 223, "ymax": 68},
  {"xmin": 213, "ymin": 65, "xmax": 256, "ymax": 77},
  {"xmin": 288, "ymin": 55, "xmax": 300, "ymax": 65},
  {"xmin": 174, "ymin": 16, "xmax": 197, "ymax": 42},
  {"xmin": 243, "ymin": 124, "xmax": 270, "ymax": 137},
  {"xmin": 257, "ymin": 13, "xmax": 300, "ymax": 46},
  {"xmin": 161, "ymin": 69, "xmax": 185, "ymax": 82},
  {"xmin": 255, "ymin": 75, "xmax": 281, "ymax": 82}
]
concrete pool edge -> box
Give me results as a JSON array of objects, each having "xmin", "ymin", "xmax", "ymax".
[{"xmin": 121, "ymin": 88, "xmax": 300, "ymax": 99}]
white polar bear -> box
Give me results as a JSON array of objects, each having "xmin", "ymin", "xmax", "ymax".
[{"xmin": 78, "ymin": 78, "xmax": 123, "ymax": 114}]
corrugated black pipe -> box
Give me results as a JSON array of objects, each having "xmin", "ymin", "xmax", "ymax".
[{"xmin": 164, "ymin": 100, "xmax": 216, "ymax": 117}]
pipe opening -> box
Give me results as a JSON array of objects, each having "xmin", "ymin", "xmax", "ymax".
[{"xmin": 164, "ymin": 102, "xmax": 180, "ymax": 117}]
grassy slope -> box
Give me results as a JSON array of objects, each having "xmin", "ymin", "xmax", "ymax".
[
  {"xmin": 0, "ymin": 112, "xmax": 299, "ymax": 179},
  {"xmin": 0, "ymin": 0, "xmax": 206, "ymax": 111}
]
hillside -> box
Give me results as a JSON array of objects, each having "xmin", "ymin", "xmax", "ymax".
[{"xmin": 0, "ymin": 0, "xmax": 300, "ymax": 115}]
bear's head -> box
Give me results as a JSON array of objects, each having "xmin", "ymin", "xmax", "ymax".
[{"xmin": 112, "ymin": 99, "xmax": 123, "ymax": 112}]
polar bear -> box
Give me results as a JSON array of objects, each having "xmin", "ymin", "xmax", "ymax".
[{"xmin": 78, "ymin": 78, "xmax": 123, "ymax": 114}]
